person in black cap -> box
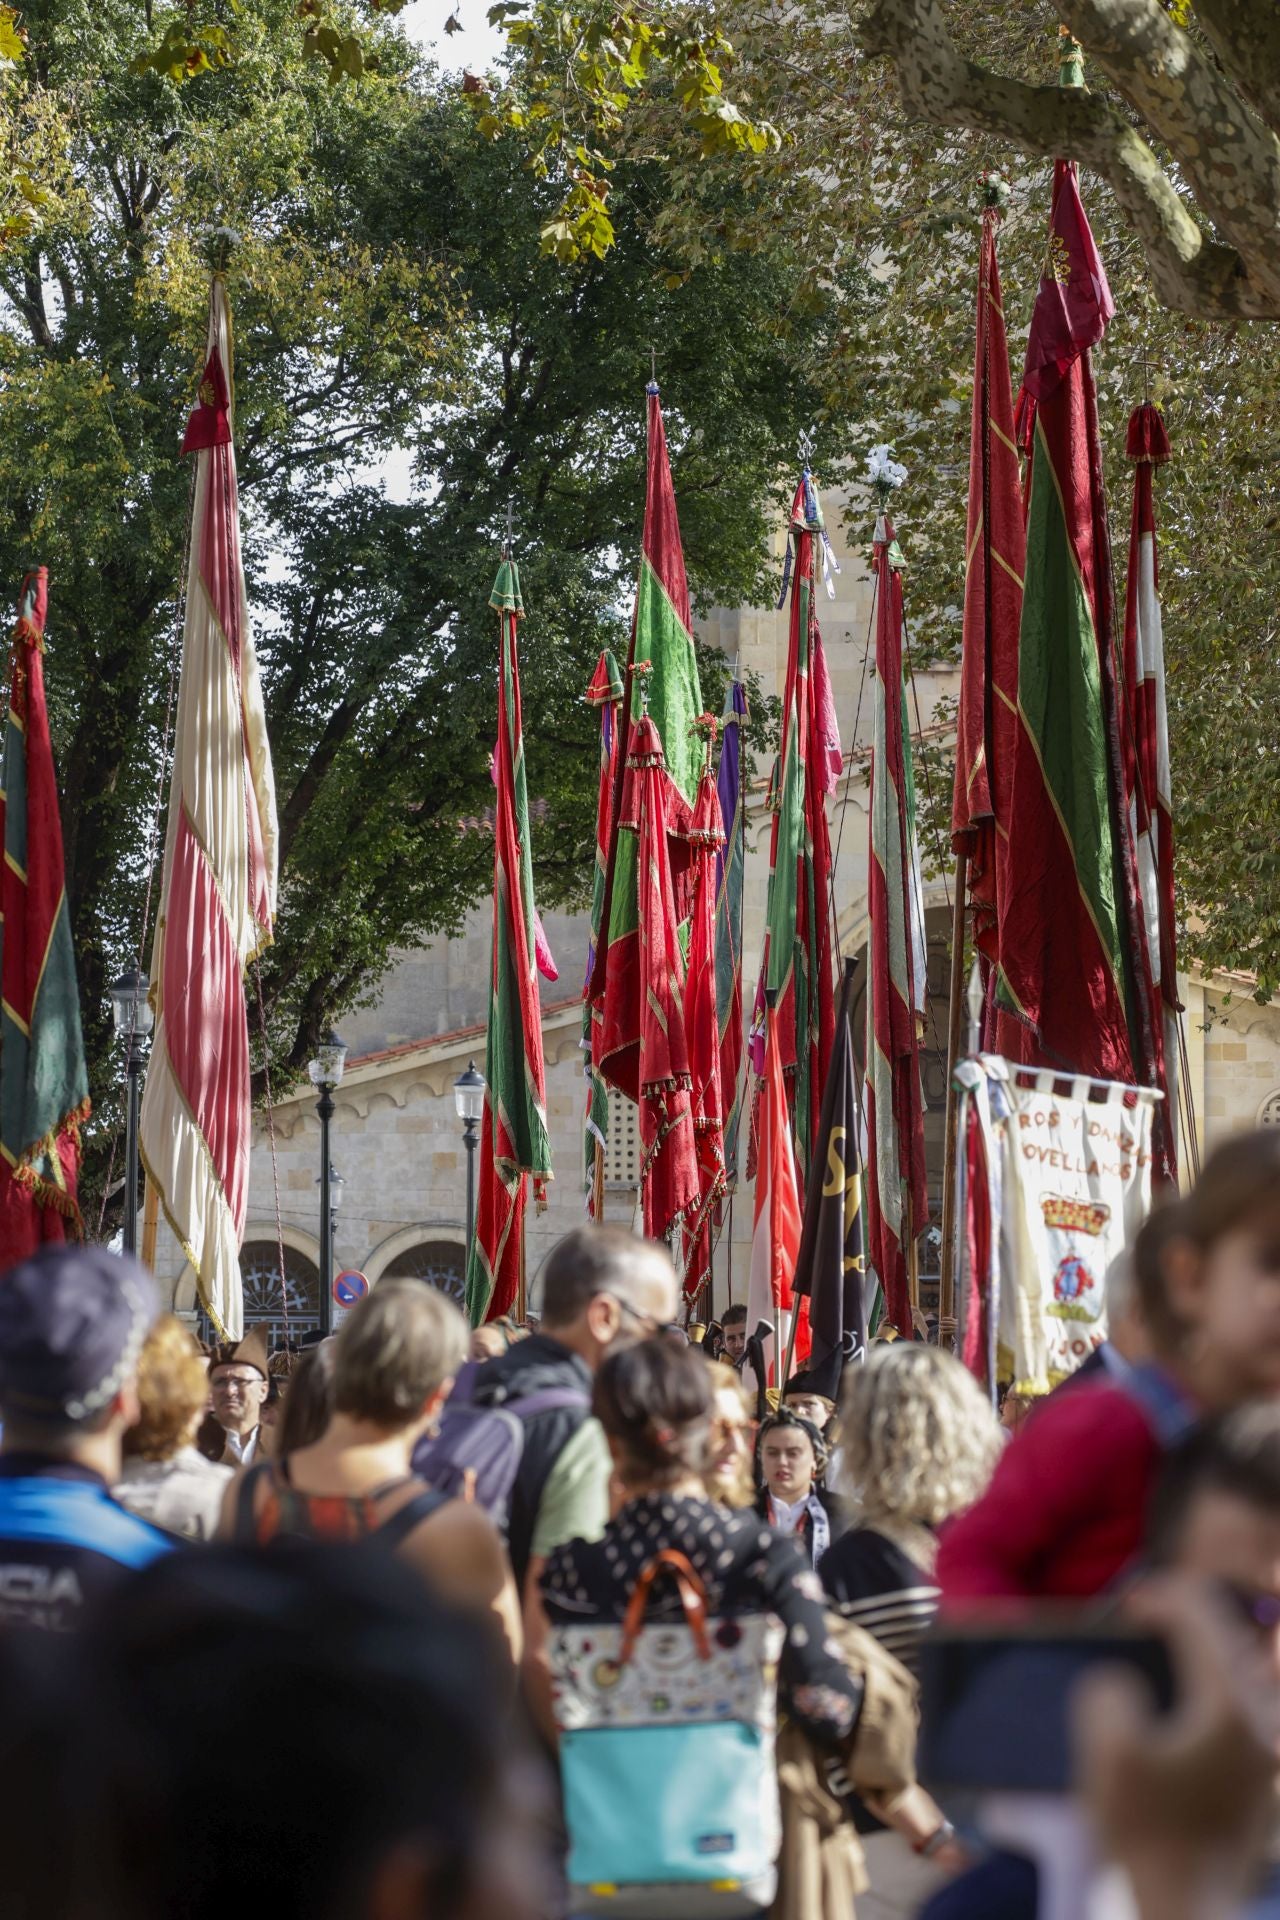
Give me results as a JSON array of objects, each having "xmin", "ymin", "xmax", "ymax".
[{"xmin": 0, "ymin": 1245, "xmax": 175, "ymax": 1630}]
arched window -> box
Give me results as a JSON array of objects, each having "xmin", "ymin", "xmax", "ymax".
[
  {"xmin": 197, "ymin": 1242, "xmax": 320, "ymax": 1349},
  {"xmin": 382, "ymin": 1240, "xmax": 467, "ymax": 1310}
]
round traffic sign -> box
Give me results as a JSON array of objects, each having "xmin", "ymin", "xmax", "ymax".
[{"xmin": 333, "ymin": 1269, "xmax": 370, "ymax": 1309}]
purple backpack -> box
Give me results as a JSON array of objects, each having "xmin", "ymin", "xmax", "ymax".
[{"xmin": 411, "ymin": 1361, "xmax": 590, "ymax": 1532}]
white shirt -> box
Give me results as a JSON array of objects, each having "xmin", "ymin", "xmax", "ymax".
[
  {"xmin": 767, "ymin": 1492, "xmax": 812, "ymax": 1535},
  {"xmin": 221, "ymin": 1425, "xmax": 259, "ymax": 1467}
]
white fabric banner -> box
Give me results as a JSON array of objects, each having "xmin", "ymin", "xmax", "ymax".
[{"xmin": 959, "ymin": 1058, "xmax": 1159, "ymax": 1394}]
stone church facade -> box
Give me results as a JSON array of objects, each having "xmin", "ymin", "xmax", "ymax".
[{"xmin": 149, "ymin": 514, "xmax": 1280, "ymax": 1338}]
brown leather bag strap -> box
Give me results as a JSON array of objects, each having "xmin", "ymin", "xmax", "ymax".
[{"xmin": 618, "ymin": 1548, "xmax": 712, "ymax": 1667}]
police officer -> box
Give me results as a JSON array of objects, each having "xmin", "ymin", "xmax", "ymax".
[{"xmin": 0, "ymin": 1245, "xmax": 175, "ymax": 1630}]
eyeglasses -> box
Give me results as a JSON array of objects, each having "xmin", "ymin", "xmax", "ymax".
[
  {"xmin": 211, "ymin": 1373, "xmax": 261, "ymax": 1390},
  {"xmin": 600, "ymin": 1294, "xmax": 682, "ymax": 1341}
]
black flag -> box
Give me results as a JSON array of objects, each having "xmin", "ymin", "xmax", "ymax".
[{"xmin": 791, "ymin": 956, "xmax": 865, "ymax": 1402}]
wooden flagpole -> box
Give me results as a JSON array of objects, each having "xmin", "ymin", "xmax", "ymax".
[
  {"xmin": 515, "ymin": 1194, "xmax": 527, "ymax": 1324},
  {"xmin": 938, "ymin": 850, "xmax": 968, "ymax": 1336},
  {"xmin": 141, "ymin": 1175, "xmax": 159, "ymax": 1271}
]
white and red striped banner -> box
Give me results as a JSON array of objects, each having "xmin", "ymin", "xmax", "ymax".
[{"xmin": 140, "ymin": 278, "xmax": 278, "ymax": 1336}]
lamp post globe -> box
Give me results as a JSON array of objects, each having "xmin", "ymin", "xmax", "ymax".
[
  {"xmin": 454, "ymin": 1061, "xmax": 485, "ymax": 1255},
  {"xmin": 108, "ymin": 966, "xmax": 152, "ymax": 1256},
  {"xmin": 307, "ymin": 1031, "xmax": 348, "ymax": 1334}
]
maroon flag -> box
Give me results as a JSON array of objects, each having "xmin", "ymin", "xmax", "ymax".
[
  {"xmin": 611, "ymin": 697, "xmax": 700, "ymax": 1243},
  {"xmin": 682, "ymin": 717, "xmax": 727, "ymax": 1303},
  {"xmin": 464, "ymin": 557, "xmax": 553, "ymax": 1326},
  {"xmin": 999, "ymin": 163, "xmax": 1167, "ymax": 1186},
  {"xmin": 865, "ymin": 515, "xmax": 928, "ymax": 1335},
  {"xmin": 750, "ymin": 468, "xmax": 838, "ymax": 1185},
  {"xmin": 1124, "ymin": 402, "xmax": 1179, "ymax": 1171},
  {"xmin": 951, "ymin": 204, "xmax": 1024, "ymax": 994},
  {"xmin": 591, "ymin": 383, "xmax": 704, "ymax": 1246},
  {"xmin": 1020, "ymin": 161, "xmax": 1114, "ymax": 408}
]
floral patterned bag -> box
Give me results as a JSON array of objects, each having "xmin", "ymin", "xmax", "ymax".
[{"xmin": 551, "ymin": 1548, "xmax": 786, "ymax": 1918}]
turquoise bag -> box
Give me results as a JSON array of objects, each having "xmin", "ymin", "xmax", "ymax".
[{"xmin": 551, "ymin": 1548, "xmax": 785, "ymax": 1918}]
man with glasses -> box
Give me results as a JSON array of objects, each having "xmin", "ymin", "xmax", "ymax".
[
  {"xmin": 204, "ymin": 1330, "xmax": 270, "ymax": 1467},
  {"xmin": 471, "ymin": 1224, "xmax": 678, "ymax": 1603}
]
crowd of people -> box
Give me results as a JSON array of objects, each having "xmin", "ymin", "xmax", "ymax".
[{"xmin": 0, "ymin": 1133, "xmax": 1278, "ymax": 1919}]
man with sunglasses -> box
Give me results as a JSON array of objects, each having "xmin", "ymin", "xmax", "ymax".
[{"xmin": 470, "ymin": 1224, "xmax": 679, "ymax": 1603}]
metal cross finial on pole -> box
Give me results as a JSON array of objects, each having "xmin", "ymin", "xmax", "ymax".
[
  {"xmin": 505, "ymin": 499, "xmax": 515, "ymax": 558},
  {"xmin": 798, "ymin": 426, "xmax": 816, "ymax": 468}
]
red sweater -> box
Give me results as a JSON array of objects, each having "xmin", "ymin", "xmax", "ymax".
[{"xmin": 937, "ymin": 1378, "xmax": 1163, "ymax": 1604}]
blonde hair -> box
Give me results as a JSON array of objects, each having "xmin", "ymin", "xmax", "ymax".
[
  {"xmin": 837, "ymin": 1344, "xmax": 1002, "ymax": 1528},
  {"xmin": 332, "ymin": 1280, "xmax": 467, "ymax": 1427},
  {"xmin": 704, "ymin": 1362, "xmax": 754, "ymax": 1508},
  {"xmin": 123, "ymin": 1315, "xmax": 210, "ymax": 1463}
]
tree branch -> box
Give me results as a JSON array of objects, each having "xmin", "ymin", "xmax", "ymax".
[
  {"xmin": 1189, "ymin": 0, "xmax": 1280, "ymax": 139},
  {"xmin": 1056, "ymin": 0, "xmax": 1280, "ymax": 300},
  {"xmin": 860, "ymin": 0, "xmax": 1275, "ymax": 320}
]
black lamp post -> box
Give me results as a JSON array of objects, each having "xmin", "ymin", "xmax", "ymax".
[
  {"xmin": 308, "ymin": 1032, "xmax": 348, "ymax": 1334},
  {"xmin": 108, "ymin": 967, "xmax": 153, "ymax": 1255},
  {"xmin": 453, "ymin": 1060, "xmax": 485, "ymax": 1254},
  {"xmin": 314, "ymin": 1164, "xmax": 345, "ymax": 1296}
]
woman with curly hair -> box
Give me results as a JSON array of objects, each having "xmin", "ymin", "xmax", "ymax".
[
  {"xmin": 115, "ymin": 1316, "xmax": 234, "ymax": 1540},
  {"xmin": 822, "ymin": 1343, "xmax": 1002, "ymax": 1917}
]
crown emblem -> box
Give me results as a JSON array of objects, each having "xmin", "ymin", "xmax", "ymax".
[{"xmin": 1041, "ymin": 1194, "xmax": 1110, "ymax": 1236}]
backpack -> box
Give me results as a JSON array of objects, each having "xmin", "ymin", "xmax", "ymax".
[
  {"xmin": 410, "ymin": 1364, "xmax": 590, "ymax": 1532},
  {"xmin": 550, "ymin": 1548, "xmax": 785, "ymax": 1919}
]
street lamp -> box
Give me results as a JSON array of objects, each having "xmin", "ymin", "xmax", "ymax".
[
  {"xmin": 453, "ymin": 1060, "xmax": 485, "ymax": 1253},
  {"xmin": 108, "ymin": 967, "xmax": 153, "ymax": 1255},
  {"xmin": 314, "ymin": 1164, "xmax": 345, "ymax": 1289},
  {"xmin": 308, "ymin": 1031, "xmax": 348, "ymax": 1334}
]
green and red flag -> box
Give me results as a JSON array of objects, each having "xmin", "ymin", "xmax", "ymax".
[
  {"xmin": 999, "ymin": 161, "xmax": 1168, "ymax": 1179},
  {"xmin": 865, "ymin": 499, "xmax": 928, "ymax": 1336},
  {"xmin": 465, "ymin": 556, "xmax": 553, "ymax": 1326},
  {"xmin": 748, "ymin": 466, "xmax": 839, "ymax": 1187},
  {"xmin": 714, "ymin": 674, "xmax": 747, "ymax": 1188},
  {"xmin": 590, "ymin": 381, "xmax": 704, "ymax": 1245},
  {"xmin": 682, "ymin": 715, "xmax": 727, "ymax": 1304},
  {"xmin": 582, "ymin": 647, "xmax": 624, "ymax": 1211},
  {"xmin": 1124, "ymin": 402, "xmax": 1179, "ymax": 1173},
  {"xmin": 951, "ymin": 197, "xmax": 1025, "ymax": 1023},
  {"xmin": 607, "ymin": 689, "xmax": 700, "ymax": 1243},
  {"xmin": 0, "ymin": 570, "xmax": 90, "ymax": 1252}
]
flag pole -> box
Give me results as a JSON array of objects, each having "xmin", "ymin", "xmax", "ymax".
[
  {"xmin": 938, "ymin": 850, "xmax": 968, "ymax": 1336},
  {"xmin": 516, "ymin": 1195, "xmax": 527, "ymax": 1323},
  {"xmin": 907, "ymin": 1188, "xmax": 920, "ymax": 1318},
  {"xmin": 141, "ymin": 1175, "xmax": 159, "ymax": 1271}
]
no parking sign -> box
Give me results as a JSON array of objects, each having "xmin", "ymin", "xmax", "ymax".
[{"xmin": 333, "ymin": 1269, "xmax": 370, "ymax": 1310}]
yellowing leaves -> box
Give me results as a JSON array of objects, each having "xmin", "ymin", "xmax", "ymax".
[{"xmin": 0, "ymin": 7, "xmax": 24, "ymax": 65}]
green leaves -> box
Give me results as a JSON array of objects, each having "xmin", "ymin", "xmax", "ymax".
[
  {"xmin": 132, "ymin": 17, "xmax": 234, "ymax": 82},
  {"xmin": 472, "ymin": 0, "xmax": 777, "ymax": 263}
]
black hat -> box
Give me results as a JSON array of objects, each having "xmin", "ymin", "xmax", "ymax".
[{"xmin": 0, "ymin": 1246, "xmax": 159, "ymax": 1425}]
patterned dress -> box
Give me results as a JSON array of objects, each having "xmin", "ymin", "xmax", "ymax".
[{"xmin": 541, "ymin": 1489, "xmax": 862, "ymax": 1747}]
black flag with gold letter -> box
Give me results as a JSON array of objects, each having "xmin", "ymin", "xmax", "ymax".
[{"xmin": 790, "ymin": 956, "xmax": 865, "ymax": 1402}]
